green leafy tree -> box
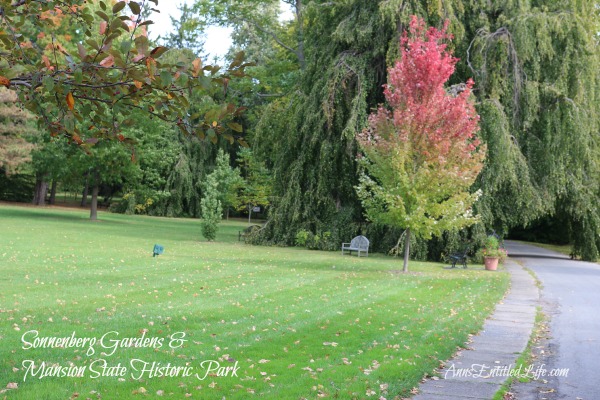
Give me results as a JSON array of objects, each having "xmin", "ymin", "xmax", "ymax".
[
  {"xmin": 200, "ymin": 172, "xmax": 222, "ymax": 241},
  {"xmin": 30, "ymin": 136, "xmax": 73, "ymax": 205},
  {"xmin": 110, "ymin": 109, "xmax": 181, "ymax": 215},
  {"xmin": 356, "ymin": 16, "xmax": 485, "ymax": 272},
  {"xmin": 77, "ymin": 140, "xmax": 140, "ymax": 220},
  {"xmin": 211, "ymin": 149, "xmax": 243, "ymax": 219},
  {"xmin": 193, "ymin": 0, "xmax": 305, "ymax": 68},
  {"xmin": 159, "ymin": 2, "xmax": 205, "ymax": 56},
  {"xmin": 236, "ymin": 147, "xmax": 272, "ymax": 224}
]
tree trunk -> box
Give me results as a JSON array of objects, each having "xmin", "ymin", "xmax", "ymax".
[
  {"xmin": 225, "ymin": 206, "xmax": 229, "ymax": 220},
  {"xmin": 248, "ymin": 204, "xmax": 252, "ymax": 224},
  {"xmin": 90, "ymin": 183, "xmax": 99, "ymax": 221},
  {"xmin": 49, "ymin": 180, "xmax": 57, "ymax": 205},
  {"xmin": 32, "ymin": 174, "xmax": 49, "ymax": 205},
  {"xmin": 403, "ymin": 228, "xmax": 411, "ymax": 273},
  {"xmin": 81, "ymin": 175, "xmax": 89, "ymax": 207}
]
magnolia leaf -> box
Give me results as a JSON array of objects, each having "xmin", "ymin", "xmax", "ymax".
[
  {"xmin": 112, "ymin": 1, "xmax": 127, "ymax": 14},
  {"xmin": 99, "ymin": 55, "xmax": 115, "ymax": 68},
  {"xmin": 128, "ymin": 1, "xmax": 141, "ymax": 15},
  {"xmin": 74, "ymin": 69, "xmax": 83, "ymax": 84},
  {"xmin": 146, "ymin": 57, "xmax": 156, "ymax": 80},
  {"xmin": 66, "ymin": 92, "xmax": 75, "ymax": 110},
  {"xmin": 99, "ymin": 20, "xmax": 108, "ymax": 35},
  {"xmin": 64, "ymin": 112, "xmax": 75, "ymax": 133},
  {"xmin": 77, "ymin": 43, "xmax": 87, "ymax": 60},
  {"xmin": 42, "ymin": 55, "xmax": 52, "ymax": 69},
  {"xmin": 150, "ymin": 46, "xmax": 168, "ymax": 59},
  {"xmin": 223, "ymin": 133, "xmax": 235, "ymax": 144},
  {"xmin": 229, "ymin": 51, "xmax": 245, "ymax": 69},
  {"xmin": 160, "ymin": 71, "xmax": 172, "ymax": 87},
  {"xmin": 0, "ymin": 76, "xmax": 10, "ymax": 88},
  {"xmin": 42, "ymin": 75, "xmax": 54, "ymax": 91},
  {"xmin": 192, "ymin": 58, "xmax": 202, "ymax": 77},
  {"xmin": 95, "ymin": 10, "xmax": 110, "ymax": 22},
  {"xmin": 227, "ymin": 122, "xmax": 243, "ymax": 133}
]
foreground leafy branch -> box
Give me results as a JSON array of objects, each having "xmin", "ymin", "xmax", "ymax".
[{"xmin": 0, "ymin": 0, "xmax": 252, "ymax": 147}]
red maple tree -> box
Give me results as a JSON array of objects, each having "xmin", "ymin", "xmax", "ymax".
[{"xmin": 356, "ymin": 15, "xmax": 485, "ymax": 272}]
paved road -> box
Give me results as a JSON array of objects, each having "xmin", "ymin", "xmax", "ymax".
[{"xmin": 506, "ymin": 241, "xmax": 600, "ymax": 400}]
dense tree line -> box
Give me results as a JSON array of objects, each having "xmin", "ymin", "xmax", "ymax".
[{"xmin": 1, "ymin": 0, "xmax": 598, "ymax": 260}]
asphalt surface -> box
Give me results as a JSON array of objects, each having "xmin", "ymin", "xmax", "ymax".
[{"xmin": 506, "ymin": 241, "xmax": 600, "ymax": 400}]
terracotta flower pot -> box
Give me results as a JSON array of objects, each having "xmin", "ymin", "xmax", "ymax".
[{"xmin": 484, "ymin": 257, "xmax": 499, "ymax": 271}]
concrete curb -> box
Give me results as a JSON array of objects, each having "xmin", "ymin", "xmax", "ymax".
[{"xmin": 411, "ymin": 260, "xmax": 540, "ymax": 399}]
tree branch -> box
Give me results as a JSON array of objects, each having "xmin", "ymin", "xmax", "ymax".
[{"xmin": 239, "ymin": 17, "xmax": 299, "ymax": 58}]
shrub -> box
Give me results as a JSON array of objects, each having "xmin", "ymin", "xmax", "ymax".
[
  {"xmin": 200, "ymin": 174, "xmax": 222, "ymax": 241},
  {"xmin": 295, "ymin": 229, "xmax": 311, "ymax": 247}
]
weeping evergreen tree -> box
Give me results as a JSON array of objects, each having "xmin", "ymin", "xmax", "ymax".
[
  {"xmin": 464, "ymin": 1, "xmax": 600, "ymax": 260},
  {"xmin": 255, "ymin": 1, "xmax": 392, "ymax": 245},
  {"xmin": 254, "ymin": 0, "xmax": 599, "ymax": 260}
]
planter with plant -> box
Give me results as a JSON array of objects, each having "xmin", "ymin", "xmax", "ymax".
[{"xmin": 481, "ymin": 236, "xmax": 507, "ymax": 271}]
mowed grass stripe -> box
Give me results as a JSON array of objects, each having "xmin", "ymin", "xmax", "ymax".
[{"xmin": 0, "ymin": 205, "xmax": 508, "ymax": 399}]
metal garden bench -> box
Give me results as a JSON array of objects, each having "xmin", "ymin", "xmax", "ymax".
[{"xmin": 341, "ymin": 235, "xmax": 370, "ymax": 257}]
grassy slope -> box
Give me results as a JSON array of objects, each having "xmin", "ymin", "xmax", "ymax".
[{"xmin": 0, "ymin": 205, "xmax": 509, "ymax": 399}]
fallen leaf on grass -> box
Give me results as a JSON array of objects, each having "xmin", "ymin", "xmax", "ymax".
[{"xmin": 6, "ymin": 382, "xmax": 18, "ymax": 389}]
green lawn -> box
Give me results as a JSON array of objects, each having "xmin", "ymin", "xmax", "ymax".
[{"xmin": 0, "ymin": 205, "xmax": 509, "ymax": 399}]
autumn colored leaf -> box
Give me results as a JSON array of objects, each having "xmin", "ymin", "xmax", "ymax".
[
  {"xmin": 150, "ymin": 46, "xmax": 168, "ymax": 58},
  {"xmin": 0, "ymin": 76, "xmax": 10, "ymax": 88},
  {"xmin": 132, "ymin": 53, "xmax": 145, "ymax": 63},
  {"xmin": 192, "ymin": 58, "xmax": 202, "ymax": 78},
  {"xmin": 66, "ymin": 92, "xmax": 75, "ymax": 110},
  {"xmin": 146, "ymin": 57, "xmax": 156, "ymax": 80},
  {"xmin": 99, "ymin": 21, "xmax": 108, "ymax": 35},
  {"xmin": 99, "ymin": 55, "xmax": 115, "ymax": 67},
  {"xmin": 134, "ymin": 80, "xmax": 143, "ymax": 89},
  {"xmin": 42, "ymin": 55, "xmax": 52, "ymax": 69}
]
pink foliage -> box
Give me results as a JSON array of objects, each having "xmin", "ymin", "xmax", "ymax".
[{"xmin": 359, "ymin": 15, "xmax": 483, "ymax": 178}]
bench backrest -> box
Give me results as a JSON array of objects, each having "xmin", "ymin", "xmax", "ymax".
[{"xmin": 351, "ymin": 235, "xmax": 369, "ymax": 250}]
